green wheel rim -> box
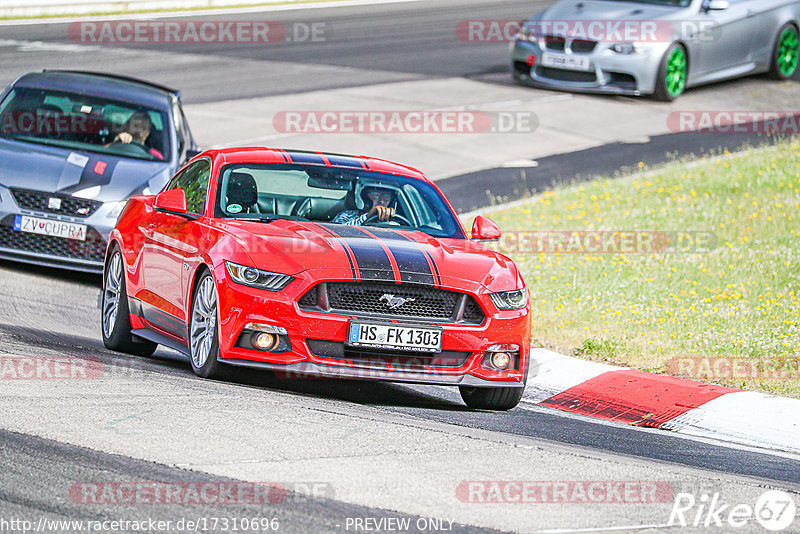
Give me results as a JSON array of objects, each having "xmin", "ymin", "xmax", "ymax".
[
  {"xmin": 777, "ymin": 27, "xmax": 799, "ymax": 77},
  {"xmin": 665, "ymin": 47, "xmax": 686, "ymax": 98}
]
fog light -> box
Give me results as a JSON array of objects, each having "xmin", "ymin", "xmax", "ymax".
[
  {"xmin": 491, "ymin": 351, "xmax": 511, "ymax": 370},
  {"xmin": 253, "ymin": 332, "xmax": 277, "ymax": 351}
]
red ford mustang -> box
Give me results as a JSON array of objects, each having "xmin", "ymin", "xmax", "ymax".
[{"xmin": 101, "ymin": 148, "xmax": 531, "ymax": 410}]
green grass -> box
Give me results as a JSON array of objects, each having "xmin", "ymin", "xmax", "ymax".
[{"xmin": 472, "ymin": 140, "xmax": 800, "ymax": 397}]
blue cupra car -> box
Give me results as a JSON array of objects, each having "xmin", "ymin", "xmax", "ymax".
[{"xmin": 0, "ymin": 70, "xmax": 199, "ymax": 272}]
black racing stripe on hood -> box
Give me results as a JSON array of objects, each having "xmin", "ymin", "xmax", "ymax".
[
  {"xmin": 311, "ymin": 222, "xmax": 358, "ymax": 281},
  {"xmin": 321, "ymin": 224, "xmax": 436, "ymax": 286},
  {"xmin": 322, "ymin": 225, "xmax": 396, "ymax": 282},
  {"xmin": 386, "ymin": 229, "xmax": 441, "ymax": 288},
  {"xmin": 59, "ymin": 154, "xmax": 120, "ymax": 194}
]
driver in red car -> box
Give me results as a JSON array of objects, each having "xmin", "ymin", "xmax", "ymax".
[{"xmin": 332, "ymin": 185, "xmax": 396, "ymax": 225}]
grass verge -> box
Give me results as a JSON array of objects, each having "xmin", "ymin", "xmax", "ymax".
[{"xmin": 474, "ymin": 140, "xmax": 800, "ymax": 398}]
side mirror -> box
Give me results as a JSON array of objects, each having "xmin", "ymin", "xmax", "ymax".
[
  {"xmin": 705, "ymin": 0, "xmax": 729, "ymax": 10},
  {"xmin": 154, "ymin": 189, "xmax": 197, "ymax": 220},
  {"xmin": 471, "ymin": 215, "xmax": 501, "ymax": 242}
]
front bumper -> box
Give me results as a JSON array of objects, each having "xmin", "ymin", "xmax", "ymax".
[
  {"xmin": 510, "ymin": 39, "xmax": 666, "ymax": 96},
  {"xmin": 0, "ymin": 184, "xmax": 118, "ymax": 273},
  {"xmin": 213, "ymin": 268, "xmax": 532, "ymax": 387}
]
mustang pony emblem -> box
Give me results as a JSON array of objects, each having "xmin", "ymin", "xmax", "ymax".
[{"xmin": 380, "ymin": 294, "xmax": 416, "ymax": 310}]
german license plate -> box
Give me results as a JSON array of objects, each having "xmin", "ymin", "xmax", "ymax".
[
  {"xmin": 541, "ymin": 52, "xmax": 592, "ymax": 71},
  {"xmin": 347, "ymin": 321, "xmax": 442, "ymax": 353},
  {"xmin": 14, "ymin": 215, "xmax": 87, "ymax": 241}
]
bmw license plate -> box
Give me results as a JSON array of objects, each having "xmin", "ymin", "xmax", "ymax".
[
  {"xmin": 347, "ymin": 321, "xmax": 442, "ymax": 353},
  {"xmin": 14, "ymin": 215, "xmax": 87, "ymax": 241},
  {"xmin": 541, "ymin": 52, "xmax": 592, "ymax": 71}
]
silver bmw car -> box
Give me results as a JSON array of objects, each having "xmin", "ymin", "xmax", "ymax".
[
  {"xmin": 0, "ymin": 71, "xmax": 198, "ymax": 273},
  {"xmin": 511, "ymin": 0, "xmax": 800, "ymax": 100}
]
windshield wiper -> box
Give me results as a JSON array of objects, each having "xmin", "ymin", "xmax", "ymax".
[{"xmin": 256, "ymin": 215, "xmax": 309, "ymax": 223}]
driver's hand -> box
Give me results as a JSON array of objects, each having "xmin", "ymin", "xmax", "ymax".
[
  {"xmin": 115, "ymin": 132, "xmax": 133, "ymax": 144},
  {"xmin": 368, "ymin": 206, "xmax": 395, "ymax": 222}
]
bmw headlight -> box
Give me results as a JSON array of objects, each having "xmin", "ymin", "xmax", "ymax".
[
  {"xmin": 490, "ymin": 289, "xmax": 528, "ymax": 310},
  {"xmin": 611, "ymin": 42, "xmax": 656, "ymax": 55},
  {"xmin": 611, "ymin": 42, "xmax": 637, "ymax": 54},
  {"xmin": 225, "ymin": 261, "xmax": 293, "ymax": 291}
]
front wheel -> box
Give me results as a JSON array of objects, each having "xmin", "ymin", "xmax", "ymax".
[
  {"xmin": 653, "ymin": 43, "xmax": 687, "ymax": 102},
  {"xmin": 459, "ymin": 384, "xmax": 526, "ymax": 411},
  {"xmin": 101, "ymin": 248, "xmax": 157, "ymax": 356},
  {"xmin": 769, "ymin": 24, "xmax": 799, "ymax": 80},
  {"xmin": 189, "ymin": 272, "xmax": 224, "ymax": 379}
]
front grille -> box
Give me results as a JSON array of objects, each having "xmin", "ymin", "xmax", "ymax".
[
  {"xmin": 544, "ymin": 35, "xmax": 566, "ymax": 51},
  {"xmin": 536, "ymin": 66, "xmax": 597, "ymax": 83},
  {"xmin": 0, "ymin": 216, "xmax": 106, "ymax": 263},
  {"xmin": 306, "ymin": 339, "xmax": 471, "ymax": 369},
  {"xmin": 571, "ymin": 39, "xmax": 597, "ymax": 54},
  {"xmin": 10, "ymin": 188, "xmax": 102, "ymax": 218},
  {"xmin": 299, "ymin": 282, "xmax": 485, "ymax": 324}
]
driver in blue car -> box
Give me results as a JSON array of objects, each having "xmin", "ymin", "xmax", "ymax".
[
  {"xmin": 332, "ymin": 185, "xmax": 396, "ymax": 225},
  {"xmin": 109, "ymin": 111, "xmax": 164, "ymax": 160}
]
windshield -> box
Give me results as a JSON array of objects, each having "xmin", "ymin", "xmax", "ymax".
[
  {"xmin": 215, "ymin": 163, "xmax": 465, "ymax": 239},
  {"xmin": 0, "ymin": 87, "xmax": 170, "ymax": 161}
]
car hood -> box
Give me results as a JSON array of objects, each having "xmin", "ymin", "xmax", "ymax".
[
  {"xmin": 214, "ymin": 219, "xmax": 522, "ymax": 292},
  {"xmin": 0, "ymin": 138, "xmax": 173, "ymax": 202},
  {"xmin": 536, "ymin": 0, "xmax": 681, "ymax": 23}
]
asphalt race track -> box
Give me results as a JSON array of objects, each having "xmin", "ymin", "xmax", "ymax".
[{"xmin": 0, "ymin": 1, "xmax": 799, "ymax": 532}]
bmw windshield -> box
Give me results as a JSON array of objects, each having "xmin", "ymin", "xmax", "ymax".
[
  {"xmin": 215, "ymin": 163, "xmax": 466, "ymax": 239},
  {"xmin": 0, "ymin": 87, "xmax": 170, "ymax": 161}
]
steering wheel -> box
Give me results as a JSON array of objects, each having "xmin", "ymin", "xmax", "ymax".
[
  {"xmin": 111, "ymin": 139, "xmax": 150, "ymax": 156},
  {"xmin": 363, "ymin": 212, "xmax": 413, "ymax": 226}
]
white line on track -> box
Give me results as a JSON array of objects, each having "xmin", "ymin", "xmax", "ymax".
[{"xmin": 0, "ymin": 0, "xmax": 423, "ymax": 26}]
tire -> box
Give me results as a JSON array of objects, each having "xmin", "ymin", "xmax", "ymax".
[
  {"xmin": 189, "ymin": 271, "xmax": 224, "ymax": 379},
  {"xmin": 459, "ymin": 384, "xmax": 526, "ymax": 411},
  {"xmin": 653, "ymin": 43, "xmax": 687, "ymax": 102},
  {"xmin": 769, "ymin": 23, "xmax": 799, "ymax": 80},
  {"xmin": 101, "ymin": 247, "xmax": 157, "ymax": 357}
]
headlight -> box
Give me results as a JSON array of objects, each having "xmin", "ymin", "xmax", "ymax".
[
  {"xmin": 225, "ymin": 261, "xmax": 293, "ymax": 291},
  {"xmin": 611, "ymin": 42, "xmax": 656, "ymax": 55},
  {"xmin": 611, "ymin": 43, "xmax": 637, "ymax": 54},
  {"xmin": 490, "ymin": 290, "xmax": 528, "ymax": 310}
]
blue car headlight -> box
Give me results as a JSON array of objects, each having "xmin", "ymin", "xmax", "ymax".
[
  {"xmin": 490, "ymin": 290, "xmax": 528, "ymax": 310},
  {"xmin": 225, "ymin": 261, "xmax": 293, "ymax": 291}
]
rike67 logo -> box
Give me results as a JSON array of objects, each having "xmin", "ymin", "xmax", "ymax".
[{"xmin": 669, "ymin": 490, "xmax": 796, "ymax": 531}]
